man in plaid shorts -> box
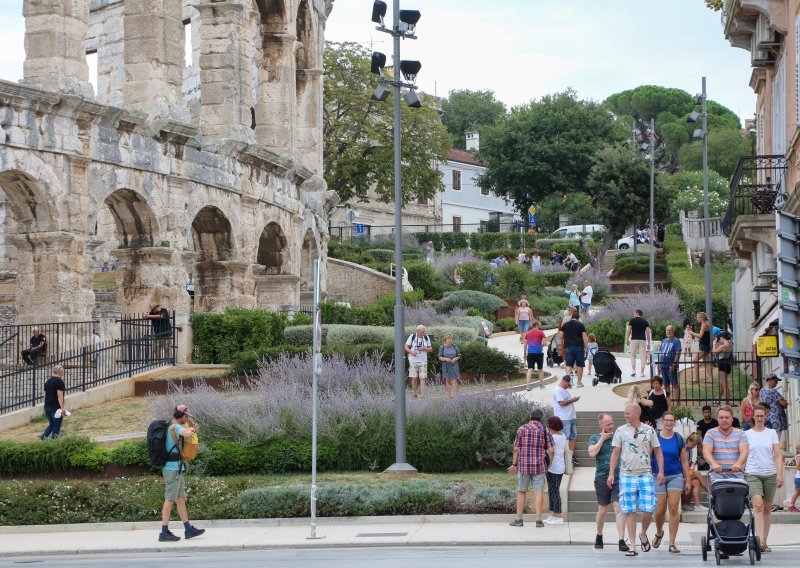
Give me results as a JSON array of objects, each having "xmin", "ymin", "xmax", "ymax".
[
  {"xmin": 608, "ymin": 403, "xmax": 664, "ymax": 557},
  {"xmin": 508, "ymin": 407, "xmax": 554, "ymax": 528}
]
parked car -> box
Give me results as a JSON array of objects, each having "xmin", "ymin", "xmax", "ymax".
[
  {"xmin": 617, "ymin": 230, "xmax": 650, "ymax": 250},
  {"xmin": 548, "ymin": 224, "xmax": 606, "ymax": 240}
]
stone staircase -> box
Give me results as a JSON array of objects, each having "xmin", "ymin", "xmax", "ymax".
[{"xmin": 599, "ymin": 249, "xmax": 616, "ymax": 275}]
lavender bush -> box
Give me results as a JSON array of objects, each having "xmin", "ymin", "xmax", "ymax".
[
  {"xmin": 590, "ymin": 290, "xmax": 682, "ymax": 327},
  {"xmin": 434, "ymin": 251, "xmax": 484, "ymax": 284},
  {"xmin": 569, "ymin": 267, "xmax": 611, "ymax": 300}
]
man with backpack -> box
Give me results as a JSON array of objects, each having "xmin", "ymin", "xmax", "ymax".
[{"xmin": 152, "ymin": 404, "xmax": 205, "ymax": 542}]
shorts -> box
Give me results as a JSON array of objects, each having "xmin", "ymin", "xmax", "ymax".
[
  {"xmin": 660, "ymin": 365, "xmax": 678, "ymax": 385},
  {"xmin": 629, "ymin": 339, "xmax": 647, "ymax": 363},
  {"xmin": 595, "ymin": 477, "xmax": 620, "ymax": 506},
  {"xmin": 655, "ymin": 473, "xmax": 684, "ymax": 495},
  {"xmin": 527, "ymin": 353, "xmax": 544, "ymax": 370},
  {"xmin": 518, "ymin": 472, "xmax": 546, "ymax": 492},
  {"xmin": 699, "ymin": 344, "xmax": 711, "ymax": 354},
  {"xmin": 581, "ymin": 302, "xmax": 591, "ymax": 313},
  {"xmin": 564, "ymin": 345, "xmax": 585, "ymax": 368},
  {"xmin": 746, "ymin": 473, "xmax": 777, "ymax": 501},
  {"xmin": 718, "ymin": 361, "xmax": 732, "ymax": 374},
  {"xmin": 562, "ymin": 419, "xmax": 577, "ymax": 441},
  {"xmin": 619, "ymin": 474, "xmax": 656, "ymax": 514},
  {"xmin": 519, "ymin": 320, "xmax": 530, "ymax": 333},
  {"xmin": 163, "ymin": 469, "xmax": 187, "ymax": 501},
  {"xmin": 408, "ymin": 362, "xmax": 427, "ymax": 379},
  {"xmin": 794, "ymin": 477, "xmax": 800, "ymax": 491}
]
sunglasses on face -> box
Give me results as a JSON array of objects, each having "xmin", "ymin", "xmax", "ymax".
[{"xmin": 633, "ymin": 428, "xmax": 640, "ymax": 439}]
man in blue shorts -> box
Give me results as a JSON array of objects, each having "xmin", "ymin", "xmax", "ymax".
[
  {"xmin": 658, "ymin": 325, "xmax": 682, "ymax": 404},
  {"xmin": 608, "ymin": 403, "xmax": 664, "ymax": 557},
  {"xmin": 559, "ymin": 312, "xmax": 588, "ymax": 388}
]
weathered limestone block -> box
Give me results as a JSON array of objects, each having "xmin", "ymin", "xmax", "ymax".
[
  {"xmin": 194, "ymin": 260, "xmax": 258, "ymax": 312},
  {"xmin": 255, "ymin": 273, "xmax": 301, "ymax": 311},
  {"xmin": 256, "ymin": 33, "xmax": 296, "ymax": 155},
  {"xmin": 111, "ymin": 247, "xmax": 191, "ymax": 316},
  {"xmin": 295, "ymin": 69, "xmax": 324, "ymax": 172}
]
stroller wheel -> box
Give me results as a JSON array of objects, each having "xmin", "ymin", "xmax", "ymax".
[
  {"xmin": 749, "ymin": 545, "xmax": 755, "ymax": 565},
  {"xmin": 715, "ymin": 547, "xmax": 721, "ymax": 565},
  {"xmin": 592, "ymin": 377, "xmax": 598, "ymax": 387},
  {"xmin": 701, "ymin": 537, "xmax": 708, "ymax": 561},
  {"xmin": 753, "ymin": 536, "xmax": 760, "ymax": 561}
]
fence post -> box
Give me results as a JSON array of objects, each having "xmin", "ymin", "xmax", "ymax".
[
  {"xmin": 755, "ymin": 354, "xmax": 763, "ymax": 386},
  {"xmin": 172, "ymin": 311, "xmax": 177, "ymax": 366},
  {"xmin": 81, "ymin": 347, "xmax": 87, "ymax": 392},
  {"xmin": 31, "ymin": 363, "xmax": 37, "ymax": 409}
]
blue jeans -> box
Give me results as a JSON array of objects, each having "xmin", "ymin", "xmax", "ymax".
[{"xmin": 41, "ymin": 406, "xmax": 63, "ymax": 439}]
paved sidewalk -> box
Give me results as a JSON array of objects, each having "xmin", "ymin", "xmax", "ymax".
[{"xmin": 2, "ymin": 516, "xmax": 800, "ymax": 556}]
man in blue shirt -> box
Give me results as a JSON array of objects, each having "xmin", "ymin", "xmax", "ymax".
[{"xmin": 659, "ymin": 325, "xmax": 683, "ymax": 405}]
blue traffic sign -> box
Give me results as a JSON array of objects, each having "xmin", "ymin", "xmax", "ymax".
[{"xmin": 355, "ymin": 223, "xmax": 365, "ymax": 234}]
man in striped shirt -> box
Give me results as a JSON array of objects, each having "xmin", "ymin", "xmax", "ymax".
[
  {"xmin": 703, "ymin": 405, "xmax": 748, "ymax": 481},
  {"xmin": 508, "ymin": 408, "xmax": 554, "ymax": 528}
]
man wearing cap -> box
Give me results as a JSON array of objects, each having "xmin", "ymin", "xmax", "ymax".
[
  {"xmin": 159, "ymin": 404, "xmax": 205, "ymax": 542},
  {"xmin": 760, "ymin": 374, "xmax": 788, "ymax": 438},
  {"xmin": 553, "ymin": 374, "xmax": 581, "ymax": 465}
]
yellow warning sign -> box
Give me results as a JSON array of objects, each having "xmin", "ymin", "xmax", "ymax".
[{"xmin": 757, "ymin": 335, "xmax": 778, "ymax": 357}]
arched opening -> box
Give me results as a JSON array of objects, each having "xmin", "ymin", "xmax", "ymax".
[
  {"xmin": 300, "ymin": 228, "xmax": 317, "ymax": 291},
  {"xmin": 0, "ymin": 170, "xmax": 56, "ymax": 233},
  {"xmin": 257, "ymin": 0, "xmax": 287, "ymax": 31},
  {"xmin": 103, "ymin": 189, "xmax": 157, "ymax": 248},
  {"xmin": 295, "ymin": 0, "xmax": 313, "ymax": 72},
  {"xmin": 191, "ymin": 206, "xmax": 236, "ymax": 312},
  {"xmin": 192, "ymin": 206, "xmax": 234, "ymax": 261},
  {"xmin": 257, "ymin": 222, "xmax": 288, "ymax": 274}
]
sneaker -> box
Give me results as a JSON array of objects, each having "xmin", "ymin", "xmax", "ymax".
[
  {"xmin": 546, "ymin": 517, "xmax": 564, "ymax": 525},
  {"xmin": 185, "ymin": 526, "xmax": 205, "ymax": 539},
  {"xmin": 535, "ymin": 520, "xmax": 545, "ymax": 528},
  {"xmin": 543, "ymin": 516, "xmax": 554, "ymax": 523},
  {"xmin": 771, "ymin": 504, "xmax": 783, "ymax": 512},
  {"xmin": 526, "ymin": 385, "xmax": 532, "ymax": 391},
  {"xmin": 630, "ymin": 372, "xmax": 636, "ymax": 377},
  {"xmin": 618, "ymin": 539, "xmax": 630, "ymax": 552},
  {"xmin": 694, "ymin": 504, "xmax": 708, "ymax": 511},
  {"xmin": 159, "ymin": 531, "xmax": 180, "ymax": 542},
  {"xmin": 572, "ymin": 456, "xmax": 580, "ymax": 466},
  {"xmin": 595, "ymin": 535, "xmax": 604, "ymax": 549},
  {"xmin": 789, "ymin": 505, "xmax": 799, "ymax": 512},
  {"xmin": 681, "ymin": 503, "xmax": 694, "ymax": 511},
  {"xmin": 576, "ymin": 383, "xmax": 584, "ymax": 388},
  {"xmin": 639, "ymin": 372, "xmax": 645, "ymax": 378},
  {"xmin": 509, "ymin": 518, "xmax": 524, "ymax": 527}
]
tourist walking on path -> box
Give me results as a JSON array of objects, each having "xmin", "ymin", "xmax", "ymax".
[
  {"xmin": 741, "ymin": 383, "xmax": 761, "ymax": 431},
  {"xmin": 646, "ymin": 377, "xmax": 672, "ymax": 430},
  {"xmin": 759, "ymin": 374, "xmax": 788, "ymax": 442},
  {"xmin": 545, "ymin": 416, "xmax": 571, "ymax": 525},
  {"xmin": 702, "ymin": 405, "xmax": 747, "ymax": 483},
  {"xmin": 625, "ymin": 310, "xmax": 651, "ymax": 378},
  {"xmin": 744, "ymin": 405, "xmax": 783, "ymax": 553},
  {"xmin": 651, "ymin": 411, "xmax": 691, "ymax": 554},
  {"xmin": 508, "ymin": 408, "xmax": 554, "ymax": 528},
  {"xmin": 588, "ymin": 413, "xmax": 627, "ymax": 551},
  {"xmin": 437, "ymin": 333, "xmax": 462, "ymax": 397},
  {"xmin": 553, "ymin": 375, "xmax": 581, "ymax": 465},
  {"xmin": 608, "ymin": 403, "xmax": 664, "ymax": 557},
  {"xmin": 580, "ymin": 279, "xmax": 593, "ymax": 313},
  {"xmin": 525, "ymin": 320, "xmax": 547, "ymax": 391},
  {"xmin": 405, "ymin": 325, "xmax": 432, "ymax": 399},
  {"xmin": 626, "ymin": 384, "xmax": 654, "ymax": 427},
  {"xmin": 559, "ymin": 312, "xmax": 588, "ymax": 388},
  {"xmin": 515, "ymin": 299, "xmax": 533, "ymax": 343},
  {"xmin": 658, "ymin": 325, "xmax": 682, "ymax": 404},
  {"xmin": 687, "ymin": 312, "xmax": 712, "ymax": 382},
  {"xmin": 40, "ymin": 365, "xmax": 66, "ymax": 440},
  {"xmin": 712, "ymin": 331, "xmax": 734, "ymax": 404}
]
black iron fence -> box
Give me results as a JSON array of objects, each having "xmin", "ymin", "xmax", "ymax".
[
  {"xmin": 650, "ymin": 349, "xmax": 769, "ymax": 407},
  {"xmin": 0, "ymin": 313, "xmax": 176, "ymax": 415}
]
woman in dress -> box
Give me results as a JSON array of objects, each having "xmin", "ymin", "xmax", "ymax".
[
  {"xmin": 744, "ymin": 405, "xmax": 784, "ymax": 553},
  {"xmin": 651, "ymin": 411, "xmax": 691, "ymax": 553},
  {"xmin": 712, "ymin": 331, "xmax": 734, "ymax": 404},
  {"xmin": 437, "ymin": 333, "xmax": 462, "ymax": 397},
  {"xmin": 515, "ymin": 299, "xmax": 533, "ymax": 344},
  {"xmin": 687, "ymin": 312, "xmax": 712, "ymax": 382},
  {"xmin": 626, "ymin": 384, "xmax": 654, "ymax": 427},
  {"xmin": 741, "ymin": 383, "xmax": 761, "ymax": 431},
  {"xmin": 647, "ymin": 376, "xmax": 672, "ymax": 429},
  {"xmin": 545, "ymin": 415, "xmax": 570, "ymax": 525}
]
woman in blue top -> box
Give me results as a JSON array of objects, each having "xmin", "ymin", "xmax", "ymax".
[
  {"xmin": 650, "ymin": 411, "xmax": 691, "ymax": 554},
  {"xmin": 566, "ymin": 284, "xmax": 581, "ymax": 310}
]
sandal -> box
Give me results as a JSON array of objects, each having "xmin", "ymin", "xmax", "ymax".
[
  {"xmin": 639, "ymin": 533, "xmax": 651, "ymax": 552},
  {"xmin": 761, "ymin": 544, "xmax": 772, "ymax": 553},
  {"xmin": 669, "ymin": 544, "xmax": 681, "ymax": 554},
  {"xmin": 652, "ymin": 531, "xmax": 664, "ymax": 549},
  {"xmin": 626, "ymin": 550, "xmax": 639, "ymax": 557}
]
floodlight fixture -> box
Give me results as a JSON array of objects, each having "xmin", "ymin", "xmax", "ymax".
[
  {"xmin": 404, "ymin": 90, "xmax": 422, "ymax": 108},
  {"xmin": 399, "ymin": 10, "xmax": 421, "ymax": 34},
  {"xmin": 399, "ymin": 60, "xmax": 422, "ymax": 83},
  {"xmin": 371, "ymin": 1, "xmax": 387, "ymax": 24},
  {"xmin": 693, "ymin": 94, "xmax": 704, "ymax": 105},
  {"xmin": 692, "ymin": 128, "xmax": 704, "ymax": 141},
  {"xmin": 371, "ymin": 51, "xmax": 387, "ymax": 75},
  {"xmin": 371, "ymin": 85, "xmax": 390, "ymax": 102},
  {"xmin": 687, "ymin": 111, "xmax": 700, "ymax": 123},
  {"xmin": 639, "ymin": 143, "xmax": 649, "ymax": 151}
]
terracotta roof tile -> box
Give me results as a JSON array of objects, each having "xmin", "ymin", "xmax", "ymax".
[{"xmin": 447, "ymin": 148, "xmax": 483, "ymax": 166}]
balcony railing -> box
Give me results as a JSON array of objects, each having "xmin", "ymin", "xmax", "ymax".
[{"xmin": 721, "ymin": 155, "xmax": 787, "ymax": 237}]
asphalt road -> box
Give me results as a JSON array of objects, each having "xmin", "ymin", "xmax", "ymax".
[{"xmin": 2, "ymin": 546, "xmax": 799, "ymax": 568}]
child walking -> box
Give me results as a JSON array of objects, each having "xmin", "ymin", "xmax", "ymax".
[{"xmin": 586, "ymin": 333, "xmax": 599, "ymax": 376}]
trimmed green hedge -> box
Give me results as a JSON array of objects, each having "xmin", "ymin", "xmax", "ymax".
[
  {"xmin": 282, "ymin": 324, "xmax": 478, "ymax": 346},
  {"xmin": 416, "ymin": 232, "xmax": 537, "ymax": 252},
  {"xmin": 435, "ymin": 290, "xmax": 508, "ymax": 314},
  {"xmin": 191, "ymin": 309, "xmax": 289, "ymax": 364},
  {"xmin": 586, "ymin": 318, "xmax": 625, "ymax": 347},
  {"xmin": 0, "ymin": 437, "xmax": 96, "ymax": 476}
]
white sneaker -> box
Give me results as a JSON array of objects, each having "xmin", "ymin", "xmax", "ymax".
[
  {"xmin": 546, "ymin": 517, "xmax": 564, "ymax": 525},
  {"xmin": 543, "ymin": 516, "xmax": 554, "ymax": 523},
  {"xmin": 694, "ymin": 504, "xmax": 708, "ymax": 511},
  {"xmin": 639, "ymin": 372, "xmax": 645, "ymax": 377}
]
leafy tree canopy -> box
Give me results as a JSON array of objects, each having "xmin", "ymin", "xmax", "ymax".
[
  {"xmin": 322, "ymin": 41, "xmax": 451, "ymax": 205},
  {"xmin": 677, "ymin": 128, "xmax": 752, "ymax": 179},
  {"xmin": 478, "ymin": 89, "xmax": 628, "ymax": 211},
  {"xmin": 440, "ymin": 89, "xmax": 507, "ymax": 149},
  {"xmin": 662, "ymin": 170, "xmax": 730, "ymax": 199}
]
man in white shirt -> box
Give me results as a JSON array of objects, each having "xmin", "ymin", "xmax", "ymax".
[
  {"xmin": 405, "ymin": 325, "xmax": 432, "ymax": 399},
  {"xmin": 553, "ymin": 375, "xmax": 580, "ymax": 464},
  {"xmin": 581, "ymin": 279, "xmax": 593, "ymax": 313}
]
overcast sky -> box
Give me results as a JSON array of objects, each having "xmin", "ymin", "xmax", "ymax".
[{"xmin": 0, "ymin": 0, "xmax": 756, "ymax": 123}]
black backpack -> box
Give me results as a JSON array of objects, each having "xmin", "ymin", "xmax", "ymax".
[{"xmin": 147, "ymin": 420, "xmax": 180, "ymax": 466}]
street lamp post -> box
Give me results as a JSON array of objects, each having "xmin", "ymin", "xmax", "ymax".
[{"xmin": 649, "ymin": 118, "xmax": 655, "ymax": 298}]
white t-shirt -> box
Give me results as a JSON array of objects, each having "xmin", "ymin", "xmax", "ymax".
[
  {"xmin": 405, "ymin": 333, "xmax": 431, "ymax": 365},
  {"xmin": 744, "ymin": 428, "xmax": 779, "ymax": 476},
  {"xmin": 518, "ymin": 253, "xmax": 527, "ymax": 263},
  {"xmin": 552, "ymin": 386, "xmax": 576, "ymax": 421},
  {"xmin": 582, "ymin": 286, "xmax": 593, "ymax": 305},
  {"xmin": 548, "ymin": 432, "xmax": 567, "ymax": 474}
]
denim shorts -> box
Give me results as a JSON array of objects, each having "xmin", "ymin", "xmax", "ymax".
[
  {"xmin": 794, "ymin": 477, "xmax": 800, "ymax": 491},
  {"xmin": 659, "ymin": 366, "xmax": 679, "ymax": 386},
  {"xmin": 564, "ymin": 345, "xmax": 585, "ymax": 368},
  {"xmin": 562, "ymin": 419, "xmax": 577, "ymax": 441},
  {"xmin": 519, "ymin": 320, "xmax": 530, "ymax": 333},
  {"xmin": 654, "ymin": 473, "xmax": 684, "ymax": 495},
  {"xmin": 518, "ymin": 472, "xmax": 546, "ymax": 492}
]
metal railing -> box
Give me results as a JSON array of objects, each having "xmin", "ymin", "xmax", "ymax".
[
  {"xmin": 722, "ymin": 155, "xmax": 787, "ymax": 237},
  {"xmin": 0, "ymin": 313, "xmax": 176, "ymax": 415}
]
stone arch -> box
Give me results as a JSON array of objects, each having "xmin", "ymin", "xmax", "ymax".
[
  {"xmin": 257, "ymin": 221, "xmax": 288, "ymax": 273},
  {"xmin": 0, "ymin": 169, "xmax": 57, "ymax": 233},
  {"xmin": 192, "ymin": 206, "xmax": 235, "ymax": 260},
  {"xmin": 103, "ymin": 189, "xmax": 158, "ymax": 248},
  {"xmin": 257, "ymin": 0, "xmax": 288, "ymax": 32},
  {"xmin": 295, "ymin": 0, "xmax": 317, "ymax": 71}
]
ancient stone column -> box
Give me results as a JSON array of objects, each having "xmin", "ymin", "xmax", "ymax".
[
  {"xmin": 111, "ymin": 246, "xmax": 191, "ymax": 316},
  {"xmin": 295, "ymin": 68, "xmax": 323, "ymax": 171},
  {"xmin": 194, "ymin": 260, "xmax": 258, "ymax": 312},
  {"xmin": 255, "ymin": 273, "xmax": 301, "ymax": 311},
  {"xmin": 22, "ymin": 0, "xmax": 94, "ymax": 97},
  {"xmin": 10, "ymin": 232, "xmax": 96, "ymax": 323},
  {"xmin": 122, "ymin": 0, "xmax": 184, "ymax": 118},
  {"xmin": 255, "ymin": 33, "xmax": 296, "ymax": 156},
  {"xmin": 196, "ymin": 1, "xmax": 256, "ymax": 142}
]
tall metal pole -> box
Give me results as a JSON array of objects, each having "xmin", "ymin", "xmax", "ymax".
[
  {"xmin": 649, "ymin": 117, "xmax": 655, "ymax": 298},
  {"xmin": 386, "ymin": 0, "xmax": 415, "ymax": 473},
  {"xmin": 702, "ymin": 77, "xmax": 713, "ymax": 333},
  {"xmin": 308, "ymin": 254, "xmax": 324, "ymax": 539}
]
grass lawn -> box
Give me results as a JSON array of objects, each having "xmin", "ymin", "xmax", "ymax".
[
  {"xmin": 675, "ymin": 260, "xmax": 736, "ymax": 305},
  {"xmin": 92, "ymin": 271, "xmax": 118, "ymax": 290}
]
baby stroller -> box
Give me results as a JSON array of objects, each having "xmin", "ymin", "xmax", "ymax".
[
  {"xmin": 701, "ymin": 477, "xmax": 760, "ymax": 565},
  {"xmin": 591, "ymin": 348, "xmax": 622, "ymax": 385},
  {"xmin": 546, "ymin": 336, "xmax": 563, "ymax": 367}
]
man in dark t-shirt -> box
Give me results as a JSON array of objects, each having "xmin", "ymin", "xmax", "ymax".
[
  {"xmin": 40, "ymin": 365, "xmax": 66, "ymax": 440},
  {"xmin": 22, "ymin": 327, "xmax": 47, "ymax": 365},
  {"xmin": 625, "ymin": 309, "xmax": 651, "ymax": 377},
  {"xmin": 695, "ymin": 405, "xmax": 718, "ymax": 471},
  {"xmin": 559, "ymin": 313, "xmax": 588, "ymax": 388}
]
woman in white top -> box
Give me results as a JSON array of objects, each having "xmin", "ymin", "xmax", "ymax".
[
  {"xmin": 545, "ymin": 415, "xmax": 570, "ymax": 525},
  {"xmin": 744, "ymin": 406, "xmax": 784, "ymax": 553}
]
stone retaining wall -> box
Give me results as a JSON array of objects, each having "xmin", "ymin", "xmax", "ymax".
[{"xmin": 326, "ymin": 258, "xmax": 396, "ymax": 307}]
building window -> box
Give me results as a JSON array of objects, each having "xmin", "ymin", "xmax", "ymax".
[
  {"xmin": 481, "ymin": 184, "xmax": 489, "ymax": 196},
  {"xmin": 452, "ymin": 170, "xmax": 461, "ymax": 191},
  {"xmin": 480, "ymin": 220, "xmax": 488, "ymax": 232},
  {"xmin": 417, "ymin": 195, "xmax": 428, "ymax": 205},
  {"xmin": 453, "ymin": 216, "xmax": 462, "ymax": 233}
]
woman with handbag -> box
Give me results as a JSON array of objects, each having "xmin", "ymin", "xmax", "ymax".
[{"xmin": 712, "ymin": 331, "xmax": 733, "ymax": 404}]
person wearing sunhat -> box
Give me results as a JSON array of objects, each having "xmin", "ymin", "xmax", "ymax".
[
  {"xmin": 759, "ymin": 374, "xmax": 788, "ymax": 438},
  {"xmin": 159, "ymin": 404, "xmax": 205, "ymax": 542}
]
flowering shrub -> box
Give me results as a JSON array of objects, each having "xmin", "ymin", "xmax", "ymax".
[
  {"xmin": 283, "ymin": 324, "xmax": 477, "ymax": 345},
  {"xmin": 568, "ymin": 266, "xmax": 611, "ymax": 301},
  {"xmin": 434, "ymin": 251, "xmax": 483, "ymax": 284},
  {"xmin": 591, "ymin": 291, "xmax": 682, "ymax": 328},
  {"xmin": 435, "ymin": 290, "xmax": 507, "ymax": 315}
]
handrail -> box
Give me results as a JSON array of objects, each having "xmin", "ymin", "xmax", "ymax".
[{"xmin": 722, "ymin": 155, "xmax": 787, "ymax": 237}]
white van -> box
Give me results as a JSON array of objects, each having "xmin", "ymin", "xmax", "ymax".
[{"xmin": 548, "ymin": 224, "xmax": 606, "ymax": 239}]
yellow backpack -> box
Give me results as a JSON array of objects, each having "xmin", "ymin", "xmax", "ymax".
[{"xmin": 170, "ymin": 423, "xmax": 199, "ymax": 462}]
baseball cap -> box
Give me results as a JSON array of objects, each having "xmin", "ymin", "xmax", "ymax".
[
  {"xmin": 176, "ymin": 404, "xmax": 192, "ymax": 416},
  {"xmin": 765, "ymin": 374, "xmax": 780, "ymax": 383},
  {"xmin": 561, "ymin": 375, "xmax": 572, "ymax": 383}
]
